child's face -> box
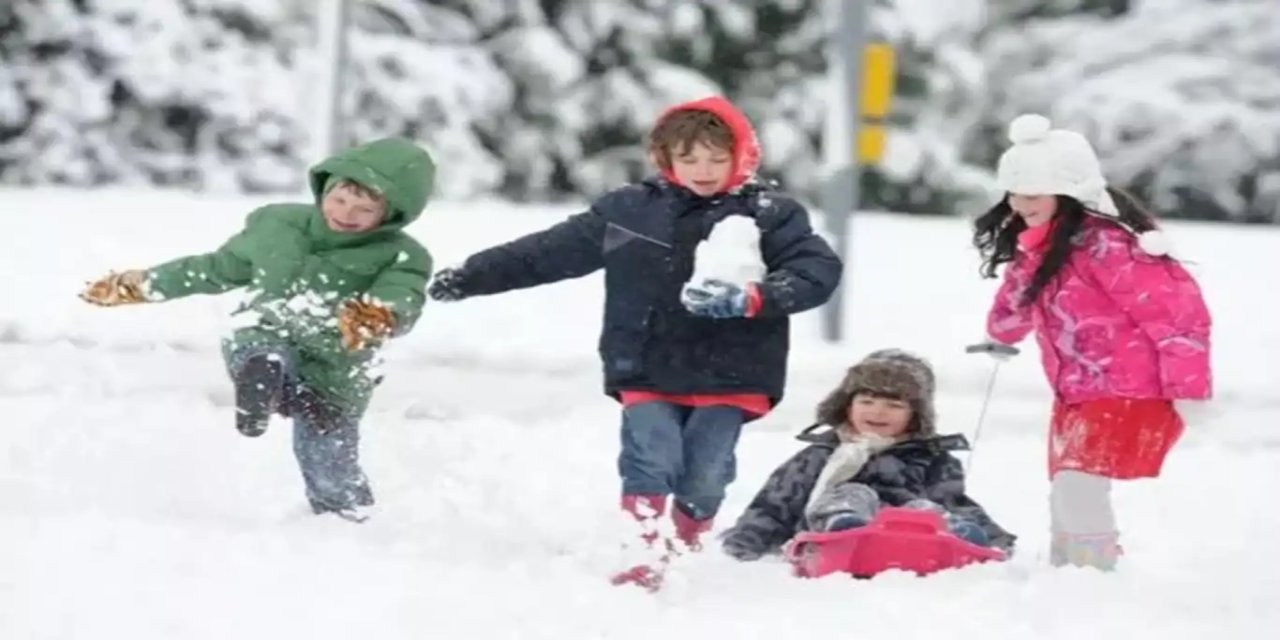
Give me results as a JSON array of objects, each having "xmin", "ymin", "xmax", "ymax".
[
  {"xmin": 668, "ymin": 140, "xmax": 733, "ymax": 197},
  {"xmin": 1007, "ymin": 193, "xmax": 1057, "ymax": 228},
  {"xmin": 847, "ymin": 393, "xmax": 913, "ymax": 440},
  {"xmin": 322, "ymin": 184, "xmax": 387, "ymax": 233}
]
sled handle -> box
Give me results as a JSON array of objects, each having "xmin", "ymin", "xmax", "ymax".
[
  {"xmin": 877, "ymin": 520, "xmax": 943, "ymax": 535},
  {"xmin": 964, "ymin": 343, "xmax": 1020, "ymax": 356},
  {"xmin": 873, "ymin": 509, "xmax": 947, "ymax": 535}
]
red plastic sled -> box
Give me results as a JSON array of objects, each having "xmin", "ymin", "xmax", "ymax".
[{"xmin": 785, "ymin": 507, "xmax": 1006, "ymax": 579}]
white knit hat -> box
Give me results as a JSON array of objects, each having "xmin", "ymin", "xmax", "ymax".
[{"xmin": 996, "ymin": 114, "xmax": 1170, "ymax": 256}]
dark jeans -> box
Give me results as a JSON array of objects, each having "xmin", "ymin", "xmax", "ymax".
[{"xmin": 618, "ymin": 401, "xmax": 744, "ymax": 521}]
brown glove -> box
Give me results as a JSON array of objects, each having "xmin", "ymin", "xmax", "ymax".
[
  {"xmin": 80, "ymin": 270, "xmax": 149, "ymax": 306},
  {"xmin": 337, "ymin": 299, "xmax": 396, "ymax": 351}
]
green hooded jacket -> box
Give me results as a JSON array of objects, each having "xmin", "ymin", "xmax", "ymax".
[{"xmin": 144, "ymin": 137, "xmax": 436, "ymax": 413}]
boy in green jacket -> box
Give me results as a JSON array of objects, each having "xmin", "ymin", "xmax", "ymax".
[{"xmin": 80, "ymin": 137, "xmax": 435, "ymax": 522}]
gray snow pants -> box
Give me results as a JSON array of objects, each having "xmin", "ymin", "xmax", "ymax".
[{"xmin": 227, "ymin": 347, "xmax": 374, "ymax": 514}]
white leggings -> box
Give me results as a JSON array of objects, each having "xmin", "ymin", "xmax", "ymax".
[{"xmin": 1050, "ymin": 470, "xmax": 1116, "ymax": 534}]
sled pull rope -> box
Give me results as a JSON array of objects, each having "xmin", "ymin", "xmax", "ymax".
[
  {"xmin": 967, "ymin": 362, "xmax": 1002, "ymax": 473},
  {"xmin": 962, "ymin": 342, "xmax": 1019, "ymax": 474}
]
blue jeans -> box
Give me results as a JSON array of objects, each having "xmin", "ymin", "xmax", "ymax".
[
  {"xmin": 227, "ymin": 347, "xmax": 373, "ymax": 513},
  {"xmin": 618, "ymin": 401, "xmax": 744, "ymax": 521}
]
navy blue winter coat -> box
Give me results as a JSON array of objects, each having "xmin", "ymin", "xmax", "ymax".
[{"xmin": 448, "ymin": 178, "xmax": 842, "ymax": 406}]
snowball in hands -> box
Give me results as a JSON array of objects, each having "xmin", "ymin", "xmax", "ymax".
[{"xmin": 682, "ymin": 215, "xmax": 765, "ymax": 302}]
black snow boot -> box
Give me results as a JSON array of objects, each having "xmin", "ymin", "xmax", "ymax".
[{"xmin": 233, "ymin": 354, "xmax": 285, "ymax": 437}]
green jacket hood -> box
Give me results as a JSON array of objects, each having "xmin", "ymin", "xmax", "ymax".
[{"xmin": 308, "ymin": 137, "xmax": 436, "ymax": 229}]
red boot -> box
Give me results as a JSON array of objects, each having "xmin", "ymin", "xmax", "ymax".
[
  {"xmin": 621, "ymin": 494, "xmax": 666, "ymax": 527},
  {"xmin": 671, "ymin": 506, "xmax": 713, "ymax": 552},
  {"xmin": 610, "ymin": 494, "xmax": 670, "ymax": 592}
]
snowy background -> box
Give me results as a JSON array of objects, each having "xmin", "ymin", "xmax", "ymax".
[
  {"xmin": 2, "ymin": 190, "xmax": 1279, "ymax": 638},
  {"xmin": 2, "ymin": 0, "xmax": 1279, "ymax": 220},
  {"xmin": 5, "ymin": 1, "xmax": 1280, "ymax": 638}
]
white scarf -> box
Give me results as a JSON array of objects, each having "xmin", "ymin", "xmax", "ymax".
[{"xmin": 805, "ymin": 432, "xmax": 896, "ymax": 512}]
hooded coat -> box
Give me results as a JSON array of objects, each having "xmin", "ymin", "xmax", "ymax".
[
  {"xmin": 442, "ymin": 97, "xmax": 842, "ymax": 406},
  {"xmin": 144, "ymin": 138, "xmax": 436, "ymax": 412}
]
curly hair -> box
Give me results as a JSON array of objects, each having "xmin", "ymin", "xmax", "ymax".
[{"xmin": 973, "ymin": 187, "xmax": 1158, "ymax": 306}]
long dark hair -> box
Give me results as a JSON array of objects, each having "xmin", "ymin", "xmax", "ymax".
[{"xmin": 973, "ymin": 187, "xmax": 1159, "ymax": 306}]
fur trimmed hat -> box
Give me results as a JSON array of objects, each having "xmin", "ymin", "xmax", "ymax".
[
  {"xmin": 815, "ymin": 349, "xmax": 937, "ymax": 437},
  {"xmin": 996, "ymin": 113, "xmax": 1170, "ymax": 257}
]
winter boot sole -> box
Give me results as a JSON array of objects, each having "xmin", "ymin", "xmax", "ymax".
[
  {"xmin": 333, "ymin": 508, "xmax": 370, "ymax": 524},
  {"xmin": 234, "ymin": 355, "xmax": 284, "ymax": 437}
]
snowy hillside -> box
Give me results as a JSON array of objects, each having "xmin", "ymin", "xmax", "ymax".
[{"xmin": 2, "ymin": 189, "xmax": 1278, "ymax": 639}]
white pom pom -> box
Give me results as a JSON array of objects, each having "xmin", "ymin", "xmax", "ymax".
[
  {"xmin": 1137, "ymin": 230, "xmax": 1171, "ymax": 257},
  {"xmin": 1008, "ymin": 114, "xmax": 1052, "ymax": 144}
]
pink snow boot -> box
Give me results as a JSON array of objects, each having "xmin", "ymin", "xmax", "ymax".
[
  {"xmin": 672, "ymin": 507, "xmax": 713, "ymax": 552},
  {"xmin": 610, "ymin": 494, "xmax": 670, "ymax": 592}
]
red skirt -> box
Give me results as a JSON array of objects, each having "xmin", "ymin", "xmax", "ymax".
[{"xmin": 1048, "ymin": 398, "xmax": 1184, "ymax": 480}]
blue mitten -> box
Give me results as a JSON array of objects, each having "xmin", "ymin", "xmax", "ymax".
[{"xmin": 681, "ymin": 278, "xmax": 748, "ymax": 318}]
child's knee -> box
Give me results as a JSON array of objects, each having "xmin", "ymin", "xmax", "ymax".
[
  {"xmin": 829, "ymin": 483, "xmax": 879, "ymax": 509},
  {"xmin": 619, "ymin": 405, "xmax": 683, "ymax": 462},
  {"xmin": 806, "ymin": 482, "xmax": 880, "ymax": 531},
  {"xmin": 687, "ymin": 436, "xmax": 739, "ymax": 479},
  {"xmin": 903, "ymin": 498, "xmax": 946, "ymax": 514},
  {"xmin": 678, "ymin": 460, "xmax": 735, "ymax": 499},
  {"xmin": 291, "ymin": 386, "xmax": 354, "ymax": 431},
  {"xmin": 1050, "ymin": 470, "xmax": 1116, "ymax": 533},
  {"xmin": 620, "ymin": 429, "xmax": 680, "ymax": 472}
]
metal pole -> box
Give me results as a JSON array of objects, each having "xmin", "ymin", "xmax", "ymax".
[
  {"xmin": 821, "ymin": 0, "xmax": 870, "ymax": 343},
  {"xmin": 315, "ymin": 0, "xmax": 349, "ymax": 158}
]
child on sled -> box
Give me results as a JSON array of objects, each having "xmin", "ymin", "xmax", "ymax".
[{"xmin": 721, "ymin": 349, "xmax": 1016, "ymax": 561}]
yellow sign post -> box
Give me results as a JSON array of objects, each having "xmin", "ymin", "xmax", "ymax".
[
  {"xmin": 821, "ymin": 3, "xmax": 897, "ymax": 342},
  {"xmin": 856, "ymin": 43, "xmax": 896, "ymax": 165}
]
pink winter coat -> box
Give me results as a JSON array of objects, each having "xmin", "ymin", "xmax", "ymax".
[{"xmin": 986, "ymin": 218, "xmax": 1212, "ymax": 403}]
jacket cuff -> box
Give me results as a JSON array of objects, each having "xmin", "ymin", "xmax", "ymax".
[{"xmin": 745, "ymin": 282, "xmax": 763, "ymax": 317}]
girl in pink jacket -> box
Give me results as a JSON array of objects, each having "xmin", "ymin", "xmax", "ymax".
[{"xmin": 972, "ymin": 114, "xmax": 1212, "ymax": 571}]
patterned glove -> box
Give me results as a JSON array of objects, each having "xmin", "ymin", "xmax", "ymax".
[
  {"xmin": 681, "ymin": 278, "xmax": 749, "ymax": 319},
  {"xmin": 427, "ymin": 267, "xmax": 469, "ymax": 302},
  {"xmin": 337, "ymin": 299, "xmax": 396, "ymax": 351},
  {"xmin": 80, "ymin": 270, "xmax": 149, "ymax": 306}
]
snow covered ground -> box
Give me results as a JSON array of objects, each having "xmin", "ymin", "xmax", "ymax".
[{"xmin": 2, "ymin": 188, "xmax": 1278, "ymax": 639}]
